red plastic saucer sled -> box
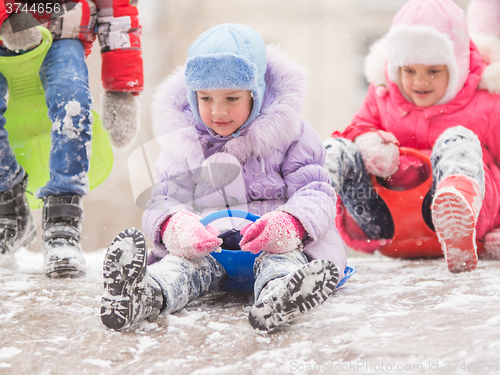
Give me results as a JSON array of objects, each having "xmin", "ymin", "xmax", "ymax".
[{"xmin": 370, "ymin": 147, "xmax": 484, "ymax": 258}]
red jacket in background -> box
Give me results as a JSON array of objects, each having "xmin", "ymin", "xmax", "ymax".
[{"xmin": 0, "ymin": 0, "xmax": 143, "ymax": 93}]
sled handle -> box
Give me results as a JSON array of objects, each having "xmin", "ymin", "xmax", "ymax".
[
  {"xmin": 371, "ymin": 147, "xmax": 432, "ymax": 192},
  {"xmin": 203, "ymin": 209, "xmax": 356, "ymax": 290},
  {"xmin": 200, "ymin": 210, "xmax": 260, "ymax": 226}
]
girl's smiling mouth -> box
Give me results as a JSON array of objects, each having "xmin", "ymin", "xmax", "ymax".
[{"xmin": 414, "ymin": 90, "xmax": 433, "ymax": 94}]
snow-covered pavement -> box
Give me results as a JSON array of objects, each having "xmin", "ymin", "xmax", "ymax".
[{"xmin": 1, "ymin": 248, "xmax": 499, "ymax": 375}]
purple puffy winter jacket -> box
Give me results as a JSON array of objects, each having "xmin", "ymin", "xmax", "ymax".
[{"xmin": 142, "ymin": 47, "xmax": 346, "ymax": 275}]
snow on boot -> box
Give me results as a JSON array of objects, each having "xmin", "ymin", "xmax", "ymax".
[
  {"xmin": 431, "ymin": 175, "xmax": 482, "ymax": 273},
  {"xmin": 42, "ymin": 195, "xmax": 86, "ymax": 278},
  {"xmin": 101, "ymin": 228, "xmax": 164, "ymax": 330},
  {"xmin": 249, "ymin": 260, "xmax": 339, "ymax": 332},
  {"xmin": 0, "ymin": 174, "xmax": 36, "ymax": 255}
]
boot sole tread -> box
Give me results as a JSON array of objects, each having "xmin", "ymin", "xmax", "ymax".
[
  {"xmin": 249, "ymin": 260, "xmax": 339, "ymax": 332},
  {"xmin": 432, "ymin": 191, "xmax": 477, "ymax": 273},
  {"xmin": 101, "ymin": 228, "xmax": 147, "ymax": 330}
]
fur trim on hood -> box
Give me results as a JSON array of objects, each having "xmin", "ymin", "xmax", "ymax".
[
  {"xmin": 467, "ymin": 0, "xmax": 500, "ymax": 40},
  {"xmin": 151, "ymin": 46, "xmax": 306, "ymax": 163},
  {"xmin": 364, "ymin": 36, "xmax": 388, "ymax": 88},
  {"xmin": 184, "ymin": 24, "xmax": 268, "ymax": 130},
  {"xmin": 471, "ymin": 32, "xmax": 500, "ymax": 94}
]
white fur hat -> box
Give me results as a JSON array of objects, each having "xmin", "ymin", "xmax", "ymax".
[{"xmin": 385, "ymin": 0, "xmax": 470, "ymax": 104}]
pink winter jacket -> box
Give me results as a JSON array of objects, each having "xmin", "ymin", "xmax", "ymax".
[{"xmin": 334, "ymin": 43, "xmax": 500, "ymax": 239}]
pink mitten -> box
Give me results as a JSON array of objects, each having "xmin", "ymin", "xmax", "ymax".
[
  {"xmin": 161, "ymin": 212, "xmax": 222, "ymax": 258},
  {"xmin": 239, "ymin": 211, "xmax": 306, "ymax": 254},
  {"xmin": 354, "ymin": 130, "xmax": 400, "ymax": 178}
]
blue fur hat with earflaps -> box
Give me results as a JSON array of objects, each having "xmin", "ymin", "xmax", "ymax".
[{"xmin": 185, "ymin": 24, "xmax": 267, "ymax": 133}]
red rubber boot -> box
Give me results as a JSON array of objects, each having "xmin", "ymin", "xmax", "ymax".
[{"xmin": 431, "ymin": 175, "xmax": 482, "ymax": 273}]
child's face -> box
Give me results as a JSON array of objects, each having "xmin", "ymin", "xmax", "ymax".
[
  {"xmin": 400, "ymin": 64, "xmax": 449, "ymax": 107},
  {"xmin": 197, "ymin": 89, "xmax": 252, "ymax": 136}
]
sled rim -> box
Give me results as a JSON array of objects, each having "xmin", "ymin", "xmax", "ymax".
[{"xmin": 202, "ymin": 210, "xmax": 355, "ymax": 292}]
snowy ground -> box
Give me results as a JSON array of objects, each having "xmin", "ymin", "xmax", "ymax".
[{"xmin": 1, "ymin": 249, "xmax": 500, "ymax": 375}]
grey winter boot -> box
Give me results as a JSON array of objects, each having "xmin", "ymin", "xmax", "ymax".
[
  {"xmin": 42, "ymin": 195, "xmax": 86, "ymax": 277},
  {"xmin": 0, "ymin": 173, "xmax": 36, "ymax": 254},
  {"xmin": 249, "ymin": 252, "xmax": 339, "ymax": 332},
  {"xmin": 101, "ymin": 228, "xmax": 164, "ymax": 330}
]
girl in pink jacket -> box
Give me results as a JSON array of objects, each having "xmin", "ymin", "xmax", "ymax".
[{"xmin": 324, "ymin": 0, "xmax": 500, "ymax": 273}]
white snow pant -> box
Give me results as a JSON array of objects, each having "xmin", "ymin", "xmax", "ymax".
[
  {"xmin": 148, "ymin": 254, "xmax": 227, "ymax": 314},
  {"xmin": 421, "ymin": 126, "xmax": 486, "ymax": 229},
  {"xmin": 253, "ymin": 249, "xmax": 308, "ymax": 302},
  {"xmin": 430, "ymin": 125, "xmax": 485, "ymax": 196}
]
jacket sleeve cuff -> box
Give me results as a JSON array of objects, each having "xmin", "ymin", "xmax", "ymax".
[
  {"xmin": 159, "ymin": 216, "xmax": 172, "ymax": 242},
  {"xmin": 101, "ymin": 49, "xmax": 144, "ymax": 92},
  {"xmin": 331, "ymin": 123, "xmax": 380, "ymax": 141}
]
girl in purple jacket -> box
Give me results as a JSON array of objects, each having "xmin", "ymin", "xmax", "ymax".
[{"xmin": 100, "ymin": 24, "xmax": 347, "ymax": 332}]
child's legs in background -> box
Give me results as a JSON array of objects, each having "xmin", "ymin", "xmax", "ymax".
[
  {"xmin": 430, "ymin": 126, "xmax": 489, "ymax": 236},
  {"xmin": 0, "ymin": 48, "xmax": 24, "ymax": 192},
  {"xmin": 148, "ymin": 253, "xmax": 227, "ymax": 314},
  {"xmin": 36, "ymin": 39, "xmax": 93, "ymax": 198},
  {"xmin": 430, "ymin": 126, "xmax": 486, "ymax": 272},
  {"xmin": 325, "ymin": 137, "xmax": 394, "ymax": 239}
]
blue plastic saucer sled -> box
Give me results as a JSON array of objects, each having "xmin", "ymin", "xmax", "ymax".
[
  {"xmin": 200, "ymin": 210, "xmax": 356, "ymax": 292},
  {"xmin": 0, "ymin": 26, "xmax": 113, "ymax": 209}
]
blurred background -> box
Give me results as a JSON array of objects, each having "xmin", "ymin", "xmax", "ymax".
[{"xmin": 33, "ymin": 0, "xmax": 472, "ymax": 254}]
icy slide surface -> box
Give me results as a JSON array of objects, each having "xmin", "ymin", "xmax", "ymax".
[{"xmin": 1, "ymin": 249, "xmax": 499, "ymax": 374}]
